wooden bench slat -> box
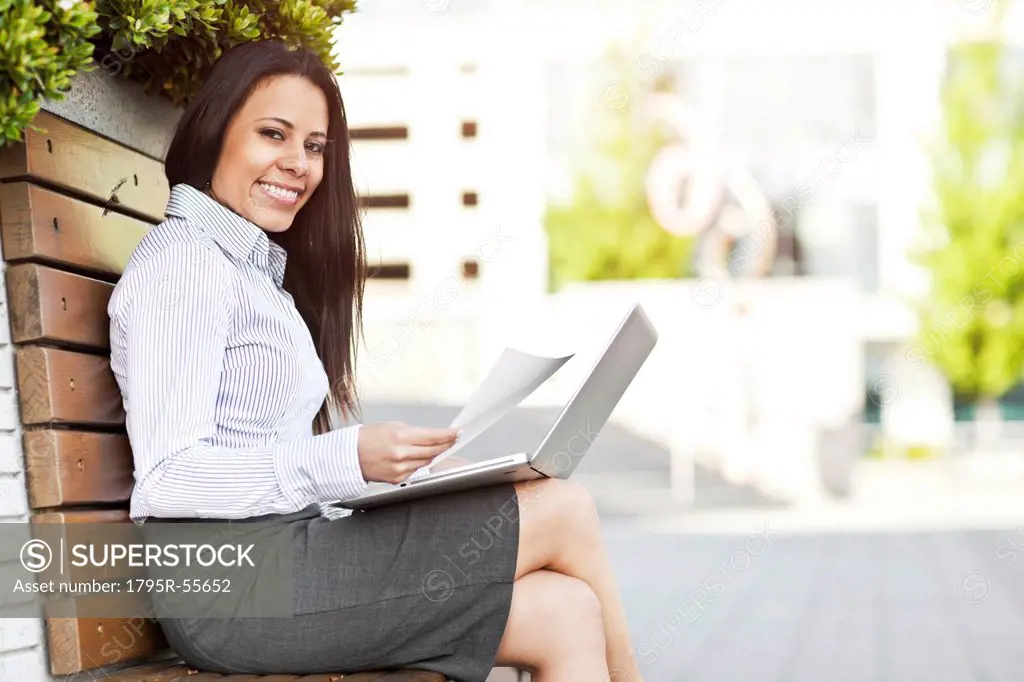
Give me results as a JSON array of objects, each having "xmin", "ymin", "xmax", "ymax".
[
  {"xmin": 15, "ymin": 346, "xmax": 124, "ymax": 425},
  {"xmin": 99, "ymin": 661, "xmax": 455, "ymax": 680},
  {"xmin": 24, "ymin": 429, "xmax": 133, "ymax": 507},
  {"xmin": 0, "ymin": 181, "xmax": 152, "ymax": 276},
  {"xmin": 84, "ymin": 661, "xmax": 451, "ymax": 681},
  {"xmin": 32, "ymin": 509, "xmax": 141, "ymax": 585},
  {"xmin": 97, "ymin": 661, "xmax": 186, "ymax": 681},
  {"xmin": 6, "ymin": 262, "xmax": 113, "ymax": 349},
  {"xmin": 34, "ymin": 508, "xmax": 129, "ymax": 523},
  {"xmin": 102, "ymin": 663, "xmax": 450, "ymax": 681},
  {"xmin": 105, "ymin": 663, "xmax": 203, "ymax": 681},
  {"xmin": 0, "ymin": 111, "xmax": 170, "ymax": 222},
  {"xmin": 47, "ymin": 597, "xmax": 168, "ymax": 674},
  {"xmin": 103, "ymin": 664, "xmax": 449, "ymax": 681}
]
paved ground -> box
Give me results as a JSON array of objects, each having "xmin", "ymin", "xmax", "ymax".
[
  {"xmin": 605, "ymin": 457, "xmax": 1024, "ymax": 682},
  {"xmin": 364, "ymin": 402, "xmax": 1024, "ymax": 682},
  {"xmin": 601, "ymin": 523, "xmax": 1024, "ymax": 682}
]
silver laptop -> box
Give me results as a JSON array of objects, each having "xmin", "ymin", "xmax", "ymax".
[{"xmin": 331, "ymin": 302, "xmax": 659, "ymax": 511}]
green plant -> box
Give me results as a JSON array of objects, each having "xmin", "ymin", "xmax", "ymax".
[
  {"xmin": 0, "ymin": 0, "xmax": 101, "ymax": 144},
  {"xmin": 0, "ymin": 0, "xmax": 358, "ymax": 147},
  {"xmin": 544, "ymin": 52, "xmax": 695, "ymax": 290},
  {"xmin": 912, "ymin": 1, "xmax": 1024, "ymax": 404}
]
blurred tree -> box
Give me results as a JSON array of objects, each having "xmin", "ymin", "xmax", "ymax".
[
  {"xmin": 913, "ymin": 3, "xmax": 1024, "ymax": 416},
  {"xmin": 544, "ymin": 50, "xmax": 696, "ymax": 291}
]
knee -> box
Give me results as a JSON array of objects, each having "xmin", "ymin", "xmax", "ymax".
[
  {"xmin": 519, "ymin": 478, "xmax": 598, "ymax": 520},
  {"xmin": 515, "ymin": 478, "xmax": 601, "ymax": 550},
  {"xmin": 551, "ymin": 479, "xmax": 600, "ymax": 530}
]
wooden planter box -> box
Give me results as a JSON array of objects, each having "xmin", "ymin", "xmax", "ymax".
[{"xmin": 38, "ymin": 67, "xmax": 183, "ymax": 161}]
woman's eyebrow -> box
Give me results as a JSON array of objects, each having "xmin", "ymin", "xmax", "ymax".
[{"xmin": 258, "ymin": 117, "xmax": 327, "ymax": 138}]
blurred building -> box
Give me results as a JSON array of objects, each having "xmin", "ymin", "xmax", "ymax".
[{"xmin": 332, "ymin": 0, "xmax": 1024, "ymax": 470}]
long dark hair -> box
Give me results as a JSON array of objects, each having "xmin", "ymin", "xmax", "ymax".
[{"xmin": 164, "ymin": 40, "xmax": 366, "ymax": 434}]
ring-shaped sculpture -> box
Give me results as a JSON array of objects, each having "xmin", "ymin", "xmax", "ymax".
[{"xmin": 644, "ymin": 93, "xmax": 777, "ymax": 279}]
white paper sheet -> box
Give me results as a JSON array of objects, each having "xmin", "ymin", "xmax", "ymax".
[{"xmin": 424, "ymin": 348, "xmax": 573, "ymax": 469}]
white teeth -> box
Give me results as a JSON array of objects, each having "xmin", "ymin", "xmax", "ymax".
[{"xmin": 259, "ymin": 182, "xmax": 299, "ymax": 200}]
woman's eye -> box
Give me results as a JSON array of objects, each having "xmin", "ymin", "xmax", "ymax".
[{"xmin": 260, "ymin": 128, "xmax": 324, "ymax": 155}]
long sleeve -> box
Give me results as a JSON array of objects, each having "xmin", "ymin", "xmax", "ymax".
[{"xmin": 110, "ymin": 241, "xmax": 368, "ymax": 520}]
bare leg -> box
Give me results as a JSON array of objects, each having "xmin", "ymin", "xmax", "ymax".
[
  {"xmin": 493, "ymin": 569, "xmax": 607, "ymax": 680},
  {"xmin": 511, "ymin": 478, "xmax": 643, "ymax": 681}
]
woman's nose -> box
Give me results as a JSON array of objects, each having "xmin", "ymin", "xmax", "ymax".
[{"xmin": 280, "ymin": 149, "xmax": 308, "ymax": 175}]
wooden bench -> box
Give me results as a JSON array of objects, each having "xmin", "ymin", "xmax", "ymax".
[{"xmin": 0, "ymin": 111, "xmax": 519, "ymax": 682}]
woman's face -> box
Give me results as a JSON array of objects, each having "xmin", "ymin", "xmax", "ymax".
[{"xmin": 210, "ymin": 75, "xmax": 330, "ymax": 232}]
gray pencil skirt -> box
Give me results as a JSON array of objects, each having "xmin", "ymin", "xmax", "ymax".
[{"xmin": 148, "ymin": 483, "xmax": 521, "ymax": 682}]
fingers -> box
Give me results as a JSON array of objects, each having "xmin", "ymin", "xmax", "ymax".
[
  {"xmin": 398, "ymin": 426, "xmax": 459, "ymax": 446},
  {"xmin": 388, "ymin": 445, "xmax": 453, "ymax": 484},
  {"xmin": 395, "ymin": 461, "xmax": 427, "ymax": 483},
  {"xmin": 391, "ymin": 442, "xmax": 454, "ymax": 470},
  {"xmin": 382, "ymin": 443, "xmax": 455, "ymax": 482},
  {"xmin": 408, "ymin": 441, "xmax": 458, "ymax": 460}
]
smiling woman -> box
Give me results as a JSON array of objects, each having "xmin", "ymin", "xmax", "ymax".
[{"xmin": 106, "ymin": 38, "xmax": 644, "ymax": 682}]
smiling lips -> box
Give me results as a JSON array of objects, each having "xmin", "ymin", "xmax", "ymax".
[{"xmin": 257, "ymin": 181, "xmax": 301, "ymax": 205}]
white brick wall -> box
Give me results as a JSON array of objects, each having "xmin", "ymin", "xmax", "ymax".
[
  {"xmin": 0, "ymin": 253, "xmax": 53, "ymax": 681},
  {"xmin": 0, "ymin": 647, "xmax": 51, "ymax": 681}
]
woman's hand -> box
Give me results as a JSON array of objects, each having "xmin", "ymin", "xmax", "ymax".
[{"xmin": 358, "ymin": 422, "xmax": 459, "ymax": 484}]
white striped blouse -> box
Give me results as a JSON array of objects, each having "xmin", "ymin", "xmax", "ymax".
[{"xmin": 108, "ymin": 183, "xmax": 367, "ymax": 524}]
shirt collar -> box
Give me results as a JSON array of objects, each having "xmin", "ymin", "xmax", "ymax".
[{"xmin": 165, "ymin": 183, "xmax": 288, "ymax": 286}]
